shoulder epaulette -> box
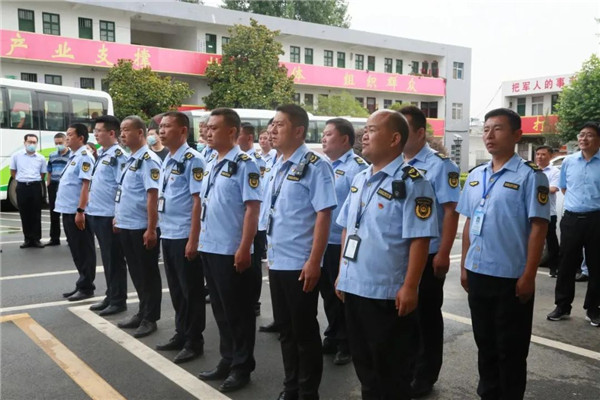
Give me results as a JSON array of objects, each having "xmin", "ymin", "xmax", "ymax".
[
  {"xmin": 434, "ymin": 152, "xmax": 450, "ymax": 160},
  {"xmin": 469, "ymin": 163, "xmax": 486, "ymax": 173},
  {"xmin": 115, "ymin": 149, "xmax": 123, "ymax": 157},
  {"xmin": 402, "ymin": 165, "xmax": 423, "ymax": 181},
  {"xmin": 354, "ymin": 156, "xmax": 366, "ymax": 165},
  {"xmin": 184, "ymin": 152, "xmax": 194, "ymax": 160},
  {"xmin": 238, "ymin": 153, "xmax": 251, "ymax": 162},
  {"xmin": 254, "ymin": 152, "xmax": 262, "ymax": 159},
  {"xmin": 524, "ymin": 160, "xmax": 542, "ymax": 172},
  {"xmin": 81, "ymin": 150, "xmax": 87, "ymax": 156},
  {"xmin": 143, "ymin": 152, "xmax": 150, "ymax": 160},
  {"xmin": 308, "ymin": 152, "xmax": 320, "ymax": 164}
]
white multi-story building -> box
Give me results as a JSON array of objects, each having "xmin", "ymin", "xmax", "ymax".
[{"xmin": 1, "ymin": 0, "xmax": 472, "ymax": 169}]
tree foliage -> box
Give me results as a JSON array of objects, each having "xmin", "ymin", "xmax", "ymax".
[
  {"xmin": 104, "ymin": 59, "xmax": 193, "ymax": 121},
  {"xmin": 223, "ymin": 0, "xmax": 350, "ymax": 28},
  {"xmin": 556, "ymin": 54, "xmax": 600, "ymax": 141},
  {"xmin": 389, "ymin": 102, "xmax": 435, "ymax": 136},
  {"xmin": 203, "ymin": 19, "xmax": 295, "ymax": 109},
  {"xmin": 307, "ymin": 92, "xmax": 369, "ymax": 117}
]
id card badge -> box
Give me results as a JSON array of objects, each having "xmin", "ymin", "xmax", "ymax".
[
  {"xmin": 343, "ymin": 234, "xmax": 361, "ymax": 261},
  {"xmin": 471, "ymin": 209, "xmax": 485, "ymax": 236},
  {"xmin": 266, "ymin": 214, "xmax": 274, "ymax": 235},
  {"xmin": 114, "ymin": 188, "xmax": 122, "ymax": 203},
  {"xmin": 157, "ymin": 196, "xmax": 165, "ymax": 213},
  {"xmin": 201, "ymin": 201, "xmax": 207, "ymax": 221}
]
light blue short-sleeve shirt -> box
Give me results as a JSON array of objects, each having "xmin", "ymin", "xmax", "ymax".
[
  {"xmin": 266, "ymin": 144, "xmax": 337, "ymax": 271},
  {"xmin": 54, "ymin": 147, "xmax": 94, "ymax": 214},
  {"xmin": 114, "ymin": 145, "xmax": 162, "ymax": 230},
  {"xmin": 336, "ymin": 155, "xmax": 439, "ymax": 300},
  {"xmin": 10, "ymin": 151, "xmax": 47, "ymax": 182},
  {"xmin": 159, "ymin": 145, "xmax": 206, "ymax": 240},
  {"xmin": 559, "ymin": 150, "xmax": 600, "ymax": 213},
  {"xmin": 87, "ymin": 144, "xmax": 129, "ymax": 217},
  {"xmin": 405, "ymin": 144, "xmax": 461, "ymax": 253},
  {"xmin": 198, "ymin": 145, "xmax": 262, "ymax": 255},
  {"xmin": 456, "ymin": 154, "xmax": 550, "ymax": 279}
]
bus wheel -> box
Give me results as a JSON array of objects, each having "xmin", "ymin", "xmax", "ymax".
[{"xmin": 7, "ymin": 178, "xmax": 19, "ymax": 210}]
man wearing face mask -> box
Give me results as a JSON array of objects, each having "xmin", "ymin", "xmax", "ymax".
[
  {"xmin": 10, "ymin": 134, "xmax": 47, "ymax": 248},
  {"xmin": 45, "ymin": 133, "xmax": 71, "ymax": 246},
  {"xmin": 148, "ymin": 128, "xmax": 169, "ymax": 161}
]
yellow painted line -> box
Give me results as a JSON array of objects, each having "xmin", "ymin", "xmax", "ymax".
[{"xmin": 3, "ymin": 313, "xmax": 125, "ymax": 400}]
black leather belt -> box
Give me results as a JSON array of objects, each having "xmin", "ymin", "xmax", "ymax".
[
  {"xmin": 17, "ymin": 181, "xmax": 41, "ymax": 186},
  {"xmin": 564, "ymin": 210, "xmax": 600, "ymax": 218}
]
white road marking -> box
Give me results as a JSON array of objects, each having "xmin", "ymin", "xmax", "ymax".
[
  {"xmin": 0, "ymin": 236, "xmax": 67, "ymax": 244},
  {"xmin": 70, "ymin": 305, "xmax": 231, "ymax": 400},
  {"xmin": 0, "ymin": 261, "xmax": 164, "ymax": 281},
  {"xmin": 0, "ymin": 217, "xmax": 52, "ymax": 225}
]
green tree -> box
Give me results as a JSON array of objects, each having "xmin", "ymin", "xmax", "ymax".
[
  {"xmin": 556, "ymin": 54, "xmax": 600, "ymax": 141},
  {"xmin": 389, "ymin": 102, "xmax": 435, "ymax": 135},
  {"xmin": 104, "ymin": 60, "xmax": 193, "ymax": 121},
  {"xmin": 306, "ymin": 92, "xmax": 369, "ymax": 117},
  {"xmin": 203, "ymin": 19, "xmax": 295, "ymax": 109},
  {"xmin": 222, "ymin": 0, "xmax": 350, "ymax": 28}
]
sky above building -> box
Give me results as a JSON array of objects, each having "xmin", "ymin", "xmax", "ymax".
[{"xmin": 205, "ymin": 0, "xmax": 600, "ymax": 119}]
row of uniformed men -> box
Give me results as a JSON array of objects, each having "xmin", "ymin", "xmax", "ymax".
[{"xmin": 54, "ymin": 104, "xmax": 551, "ymax": 400}]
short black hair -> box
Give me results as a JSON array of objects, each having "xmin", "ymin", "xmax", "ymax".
[
  {"xmin": 275, "ymin": 104, "xmax": 309, "ymax": 137},
  {"xmin": 581, "ymin": 121, "xmax": 600, "ymax": 136},
  {"xmin": 535, "ymin": 145, "xmax": 553, "ymax": 154},
  {"xmin": 23, "ymin": 134, "xmax": 38, "ymax": 142},
  {"xmin": 399, "ymin": 105, "xmax": 427, "ymax": 132},
  {"xmin": 53, "ymin": 132, "xmax": 66, "ymax": 139},
  {"xmin": 211, "ymin": 108, "xmax": 241, "ymax": 137},
  {"xmin": 95, "ymin": 115, "xmax": 121, "ymax": 134},
  {"xmin": 69, "ymin": 123, "xmax": 89, "ymax": 143},
  {"xmin": 122, "ymin": 116, "xmax": 147, "ymax": 137},
  {"xmin": 326, "ymin": 117, "xmax": 356, "ymax": 146},
  {"xmin": 241, "ymin": 122, "xmax": 256, "ymax": 138},
  {"xmin": 162, "ymin": 111, "xmax": 190, "ymax": 129},
  {"xmin": 484, "ymin": 108, "xmax": 521, "ymax": 131},
  {"xmin": 384, "ymin": 111, "xmax": 410, "ymax": 147}
]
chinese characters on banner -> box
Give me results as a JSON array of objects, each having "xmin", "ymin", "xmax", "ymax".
[{"xmin": 511, "ymin": 76, "xmax": 575, "ymax": 93}]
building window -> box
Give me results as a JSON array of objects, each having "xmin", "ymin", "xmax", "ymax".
[
  {"xmin": 18, "ymin": 9, "xmax": 35, "ymax": 32},
  {"xmin": 293, "ymin": 93, "xmax": 301, "ymax": 104},
  {"xmin": 355, "ymin": 97, "xmax": 364, "ymax": 107},
  {"xmin": 101, "ymin": 79, "xmax": 109, "ymax": 92},
  {"xmin": 531, "ymin": 96, "xmax": 544, "ymax": 115},
  {"xmin": 384, "ymin": 58, "xmax": 393, "ymax": 73},
  {"xmin": 453, "ymin": 62, "xmax": 464, "ymax": 80},
  {"xmin": 396, "ymin": 59, "xmax": 403, "ymax": 74},
  {"xmin": 21, "ymin": 73, "xmax": 38, "ymax": 82},
  {"xmin": 42, "ymin": 12, "xmax": 60, "ymax": 36},
  {"xmin": 289, "ymin": 46, "xmax": 300, "ymax": 63},
  {"xmin": 205, "ymin": 34, "xmax": 217, "ymax": 54},
  {"xmin": 100, "ymin": 20, "xmax": 115, "ymax": 42},
  {"xmin": 431, "ymin": 61, "xmax": 439, "ymax": 77},
  {"xmin": 355, "ymin": 54, "xmax": 364, "ymax": 70},
  {"xmin": 45, "ymin": 74, "xmax": 62, "ymax": 86},
  {"xmin": 304, "ymin": 48, "xmax": 313, "ymax": 65},
  {"xmin": 222, "ymin": 36, "xmax": 230, "ymax": 48},
  {"xmin": 451, "ymin": 103, "xmax": 463, "ymax": 120},
  {"xmin": 324, "ymin": 50, "xmax": 333, "ymax": 67},
  {"xmin": 516, "ymin": 98, "xmax": 526, "ymax": 116},
  {"xmin": 367, "ymin": 56, "xmax": 375, "ymax": 71},
  {"xmin": 78, "ymin": 17, "xmax": 93, "ymax": 39},
  {"xmin": 80, "ymin": 78, "xmax": 95, "ymax": 89},
  {"xmin": 383, "ymin": 99, "xmax": 392, "ymax": 109},
  {"xmin": 411, "ymin": 61, "xmax": 419, "ymax": 74},
  {"xmin": 421, "ymin": 61, "xmax": 429, "ymax": 75},
  {"xmin": 551, "ymin": 94, "xmax": 559, "ymax": 114},
  {"xmin": 421, "ymin": 101, "xmax": 438, "ymax": 118},
  {"xmin": 304, "ymin": 94, "xmax": 314, "ymax": 107},
  {"xmin": 366, "ymin": 97, "xmax": 377, "ymax": 113},
  {"xmin": 337, "ymin": 52, "xmax": 345, "ymax": 68}
]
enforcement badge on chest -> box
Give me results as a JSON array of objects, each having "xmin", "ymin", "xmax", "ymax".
[
  {"xmin": 150, "ymin": 168, "xmax": 159, "ymax": 181},
  {"xmin": 537, "ymin": 186, "xmax": 549, "ymax": 205},
  {"xmin": 82, "ymin": 162, "xmax": 90, "ymax": 172},
  {"xmin": 448, "ymin": 172, "xmax": 459, "ymax": 188},
  {"xmin": 503, "ymin": 182, "xmax": 520, "ymax": 190},
  {"xmin": 249, "ymin": 172, "xmax": 260, "ymax": 188},
  {"xmin": 415, "ymin": 197, "xmax": 433, "ymax": 219}
]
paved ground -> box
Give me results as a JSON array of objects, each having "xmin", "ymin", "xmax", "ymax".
[{"xmin": 1, "ymin": 210, "xmax": 599, "ymax": 400}]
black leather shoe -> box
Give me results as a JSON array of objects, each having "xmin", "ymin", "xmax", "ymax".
[
  {"xmin": 198, "ymin": 364, "xmax": 231, "ymax": 381},
  {"xmin": 322, "ymin": 337, "xmax": 336, "ymax": 355},
  {"xmin": 44, "ymin": 240, "xmax": 60, "ymax": 246},
  {"xmin": 333, "ymin": 350, "xmax": 352, "ymax": 365},
  {"xmin": 133, "ymin": 320, "xmax": 157, "ymax": 338},
  {"xmin": 31, "ymin": 241, "xmax": 44, "ymax": 248},
  {"xmin": 117, "ymin": 314, "xmax": 142, "ymax": 329},
  {"xmin": 67, "ymin": 290, "xmax": 94, "ymax": 301},
  {"xmin": 156, "ymin": 336, "xmax": 185, "ymax": 351},
  {"xmin": 411, "ymin": 380, "xmax": 433, "ymax": 398},
  {"xmin": 547, "ymin": 307, "xmax": 571, "ymax": 321},
  {"xmin": 173, "ymin": 348, "xmax": 201, "ymax": 364},
  {"xmin": 277, "ymin": 391, "xmax": 299, "ymax": 400},
  {"xmin": 575, "ymin": 273, "xmax": 589, "ymax": 282},
  {"xmin": 99, "ymin": 304, "xmax": 127, "ymax": 316},
  {"xmin": 62, "ymin": 288, "xmax": 78, "ymax": 298},
  {"xmin": 20, "ymin": 242, "xmax": 32, "ymax": 249},
  {"xmin": 219, "ymin": 370, "xmax": 250, "ymax": 393},
  {"xmin": 259, "ymin": 321, "xmax": 279, "ymax": 333},
  {"xmin": 89, "ymin": 299, "xmax": 109, "ymax": 311}
]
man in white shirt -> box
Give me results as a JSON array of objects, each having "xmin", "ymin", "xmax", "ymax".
[{"xmin": 535, "ymin": 145, "xmax": 560, "ymax": 277}]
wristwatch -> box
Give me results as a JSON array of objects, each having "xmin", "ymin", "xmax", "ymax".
[{"xmin": 76, "ymin": 208, "xmax": 85, "ymax": 213}]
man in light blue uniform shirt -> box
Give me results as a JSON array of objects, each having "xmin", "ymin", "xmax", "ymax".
[
  {"xmin": 400, "ymin": 106, "xmax": 460, "ymax": 397},
  {"xmin": 197, "ymin": 108, "xmax": 262, "ymax": 393},
  {"xmin": 10, "ymin": 134, "xmax": 47, "ymax": 248},
  {"xmin": 155, "ymin": 111, "xmax": 206, "ymax": 365},
  {"xmin": 457, "ymin": 108, "xmax": 549, "ymax": 400},
  {"xmin": 335, "ymin": 110, "xmax": 437, "ymax": 400},
  {"xmin": 86, "ymin": 115, "xmax": 129, "ymax": 316},
  {"xmin": 319, "ymin": 117, "xmax": 367, "ymax": 366},
  {"xmin": 114, "ymin": 116, "xmax": 163, "ymax": 339},
  {"xmin": 266, "ymin": 104, "xmax": 337, "ymax": 400},
  {"xmin": 54, "ymin": 124, "xmax": 96, "ymax": 301},
  {"xmin": 548, "ymin": 121, "xmax": 600, "ymax": 327},
  {"xmin": 46, "ymin": 132, "xmax": 70, "ymax": 246}
]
